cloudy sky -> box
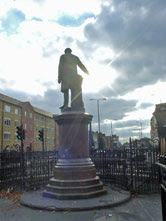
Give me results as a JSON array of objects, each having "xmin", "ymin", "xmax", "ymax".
[{"xmin": 0, "ymin": 0, "xmax": 166, "ymax": 143}]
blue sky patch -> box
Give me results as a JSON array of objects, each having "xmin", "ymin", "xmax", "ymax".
[
  {"xmin": 1, "ymin": 8, "xmax": 25, "ymax": 35},
  {"xmin": 31, "ymin": 17, "xmax": 43, "ymax": 22},
  {"xmin": 57, "ymin": 13, "xmax": 95, "ymax": 27}
]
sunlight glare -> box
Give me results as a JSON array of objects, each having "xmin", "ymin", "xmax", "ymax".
[{"xmin": 82, "ymin": 62, "xmax": 117, "ymax": 93}]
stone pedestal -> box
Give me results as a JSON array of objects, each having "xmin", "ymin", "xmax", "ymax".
[{"xmin": 43, "ymin": 112, "xmax": 106, "ymax": 199}]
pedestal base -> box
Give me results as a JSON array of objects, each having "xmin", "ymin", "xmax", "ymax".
[
  {"xmin": 43, "ymin": 158, "xmax": 106, "ymax": 199},
  {"xmin": 43, "ymin": 113, "xmax": 106, "ymax": 199}
]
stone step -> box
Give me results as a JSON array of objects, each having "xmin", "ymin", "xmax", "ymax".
[
  {"xmin": 53, "ymin": 167, "xmax": 96, "ymax": 180},
  {"xmin": 45, "ymin": 182, "xmax": 104, "ymax": 194},
  {"xmin": 43, "ymin": 188, "xmax": 107, "ymax": 200},
  {"xmin": 49, "ymin": 176, "xmax": 101, "ymax": 187}
]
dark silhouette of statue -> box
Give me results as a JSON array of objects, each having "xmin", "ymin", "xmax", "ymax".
[{"xmin": 58, "ymin": 48, "xmax": 89, "ymax": 110}]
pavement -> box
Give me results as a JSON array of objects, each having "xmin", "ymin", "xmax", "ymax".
[
  {"xmin": 20, "ymin": 186, "xmax": 131, "ymax": 211},
  {"xmin": 0, "ymin": 192, "xmax": 162, "ymax": 221}
]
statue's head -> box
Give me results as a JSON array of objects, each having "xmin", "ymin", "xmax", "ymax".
[{"xmin": 64, "ymin": 48, "xmax": 72, "ymax": 53}]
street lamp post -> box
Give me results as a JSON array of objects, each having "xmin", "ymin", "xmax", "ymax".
[
  {"xmin": 111, "ymin": 119, "xmax": 118, "ymax": 136},
  {"xmin": 140, "ymin": 122, "xmax": 143, "ymax": 138},
  {"xmin": 136, "ymin": 121, "xmax": 143, "ymax": 139},
  {"xmin": 89, "ymin": 98, "xmax": 106, "ymax": 133},
  {"xmin": 111, "ymin": 121, "xmax": 113, "ymax": 136}
]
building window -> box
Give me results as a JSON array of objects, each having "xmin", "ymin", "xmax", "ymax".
[
  {"xmin": 36, "ymin": 125, "xmax": 39, "ymax": 132},
  {"xmin": 24, "ymin": 111, "xmax": 27, "ymax": 117},
  {"xmin": 24, "ymin": 123, "xmax": 27, "ymax": 129},
  {"xmin": 4, "ymin": 132, "xmax": 11, "ymax": 141},
  {"xmin": 4, "ymin": 105, "xmax": 10, "ymax": 112},
  {"xmin": 15, "ymin": 120, "xmax": 19, "ymax": 128},
  {"xmin": 30, "ymin": 113, "xmax": 32, "ymax": 118},
  {"xmin": 41, "ymin": 116, "xmax": 45, "ymax": 121},
  {"xmin": 46, "ymin": 118, "xmax": 50, "ymax": 123},
  {"xmin": 14, "ymin": 133, "xmax": 18, "ymax": 141},
  {"xmin": 30, "ymin": 124, "xmax": 33, "ymax": 130},
  {"xmin": 4, "ymin": 118, "xmax": 11, "ymax": 126},
  {"xmin": 47, "ymin": 128, "xmax": 51, "ymax": 134},
  {"xmin": 15, "ymin": 108, "xmax": 19, "ymax": 115},
  {"xmin": 46, "ymin": 138, "xmax": 50, "ymax": 144}
]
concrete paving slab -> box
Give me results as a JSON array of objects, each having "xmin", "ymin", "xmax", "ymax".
[{"xmin": 0, "ymin": 193, "xmax": 162, "ymax": 221}]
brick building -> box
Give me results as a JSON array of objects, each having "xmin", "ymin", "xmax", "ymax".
[
  {"xmin": 0, "ymin": 93, "xmax": 58, "ymax": 151},
  {"xmin": 151, "ymin": 103, "xmax": 166, "ymax": 140}
]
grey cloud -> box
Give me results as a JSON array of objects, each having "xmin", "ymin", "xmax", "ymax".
[
  {"xmin": 0, "ymin": 88, "xmax": 62, "ymax": 114},
  {"xmin": 116, "ymin": 129, "xmax": 150, "ymax": 139},
  {"xmin": 28, "ymin": 83, "xmax": 62, "ymax": 112},
  {"xmin": 84, "ymin": 94, "xmax": 137, "ymax": 124},
  {"xmin": 1, "ymin": 86, "xmax": 137, "ymax": 122},
  {"xmin": 113, "ymin": 119, "xmax": 150, "ymax": 133},
  {"xmin": 102, "ymin": 127, "xmax": 149, "ymax": 138},
  {"xmin": 0, "ymin": 78, "xmax": 15, "ymax": 87},
  {"xmin": 64, "ymin": 37, "xmax": 74, "ymax": 45},
  {"xmin": 0, "ymin": 89, "xmax": 31, "ymax": 102},
  {"xmin": 42, "ymin": 36, "xmax": 74, "ymax": 58},
  {"xmin": 0, "ymin": 78, "xmax": 7, "ymax": 84},
  {"xmin": 33, "ymin": 0, "xmax": 46, "ymax": 4},
  {"xmin": 0, "ymin": 88, "xmax": 151, "ymax": 138},
  {"xmin": 81, "ymin": 0, "xmax": 166, "ymax": 95},
  {"xmin": 99, "ymin": 58, "xmax": 112, "ymax": 65},
  {"xmin": 42, "ymin": 36, "xmax": 75, "ymax": 58},
  {"xmin": 100, "ymin": 119, "xmax": 150, "ymax": 137},
  {"xmin": 138, "ymin": 102, "xmax": 153, "ymax": 109},
  {"xmin": 29, "ymin": 89, "xmax": 63, "ymax": 114},
  {"xmin": 42, "ymin": 81, "xmax": 55, "ymax": 87},
  {"xmin": 76, "ymin": 40, "xmax": 97, "ymax": 58},
  {"xmin": 42, "ymin": 42, "xmax": 60, "ymax": 58},
  {"xmin": 99, "ymin": 87, "xmax": 118, "ymax": 98},
  {"xmin": 101, "ymin": 98, "xmax": 137, "ymax": 120},
  {"xmin": 84, "ymin": 86, "xmax": 117, "ymax": 100}
]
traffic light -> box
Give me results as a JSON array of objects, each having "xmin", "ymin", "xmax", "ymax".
[
  {"xmin": 16, "ymin": 126, "xmax": 22, "ymax": 140},
  {"xmin": 16, "ymin": 125, "xmax": 25, "ymax": 140},
  {"xmin": 38, "ymin": 129, "xmax": 44, "ymax": 142}
]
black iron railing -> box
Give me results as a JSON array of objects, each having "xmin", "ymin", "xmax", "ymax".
[
  {"xmin": 91, "ymin": 145, "xmax": 159, "ymax": 194},
  {"xmin": 0, "ymin": 151, "xmax": 58, "ymax": 191},
  {"xmin": 0, "ymin": 145, "xmax": 159, "ymax": 194},
  {"xmin": 157, "ymin": 138, "xmax": 166, "ymax": 221}
]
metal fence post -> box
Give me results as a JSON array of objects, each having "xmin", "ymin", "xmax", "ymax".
[
  {"xmin": 130, "ymin": 138, "xmax": 134, "ymax": 193},
  {"xmin": 21, "ymin": 139, "xmax": 25, "ymax": 190}
]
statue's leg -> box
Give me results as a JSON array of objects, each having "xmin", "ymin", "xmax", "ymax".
[
  {"xmin": 60, "ymin": 90, "xmax": 69, "ymax": 109},
  {"xmin": 64, "ymin": 90, "xmax": 69, "ymax": 107}
]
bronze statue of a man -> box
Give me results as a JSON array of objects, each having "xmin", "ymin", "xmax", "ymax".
[{"xmin": 58, "ymin": 48, "xmax": 89, "ymax": 110}]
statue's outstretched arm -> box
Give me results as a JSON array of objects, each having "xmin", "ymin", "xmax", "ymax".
[{"xmin": 77, "ymin": 58, "xmax": 89, "ymax": 75}]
